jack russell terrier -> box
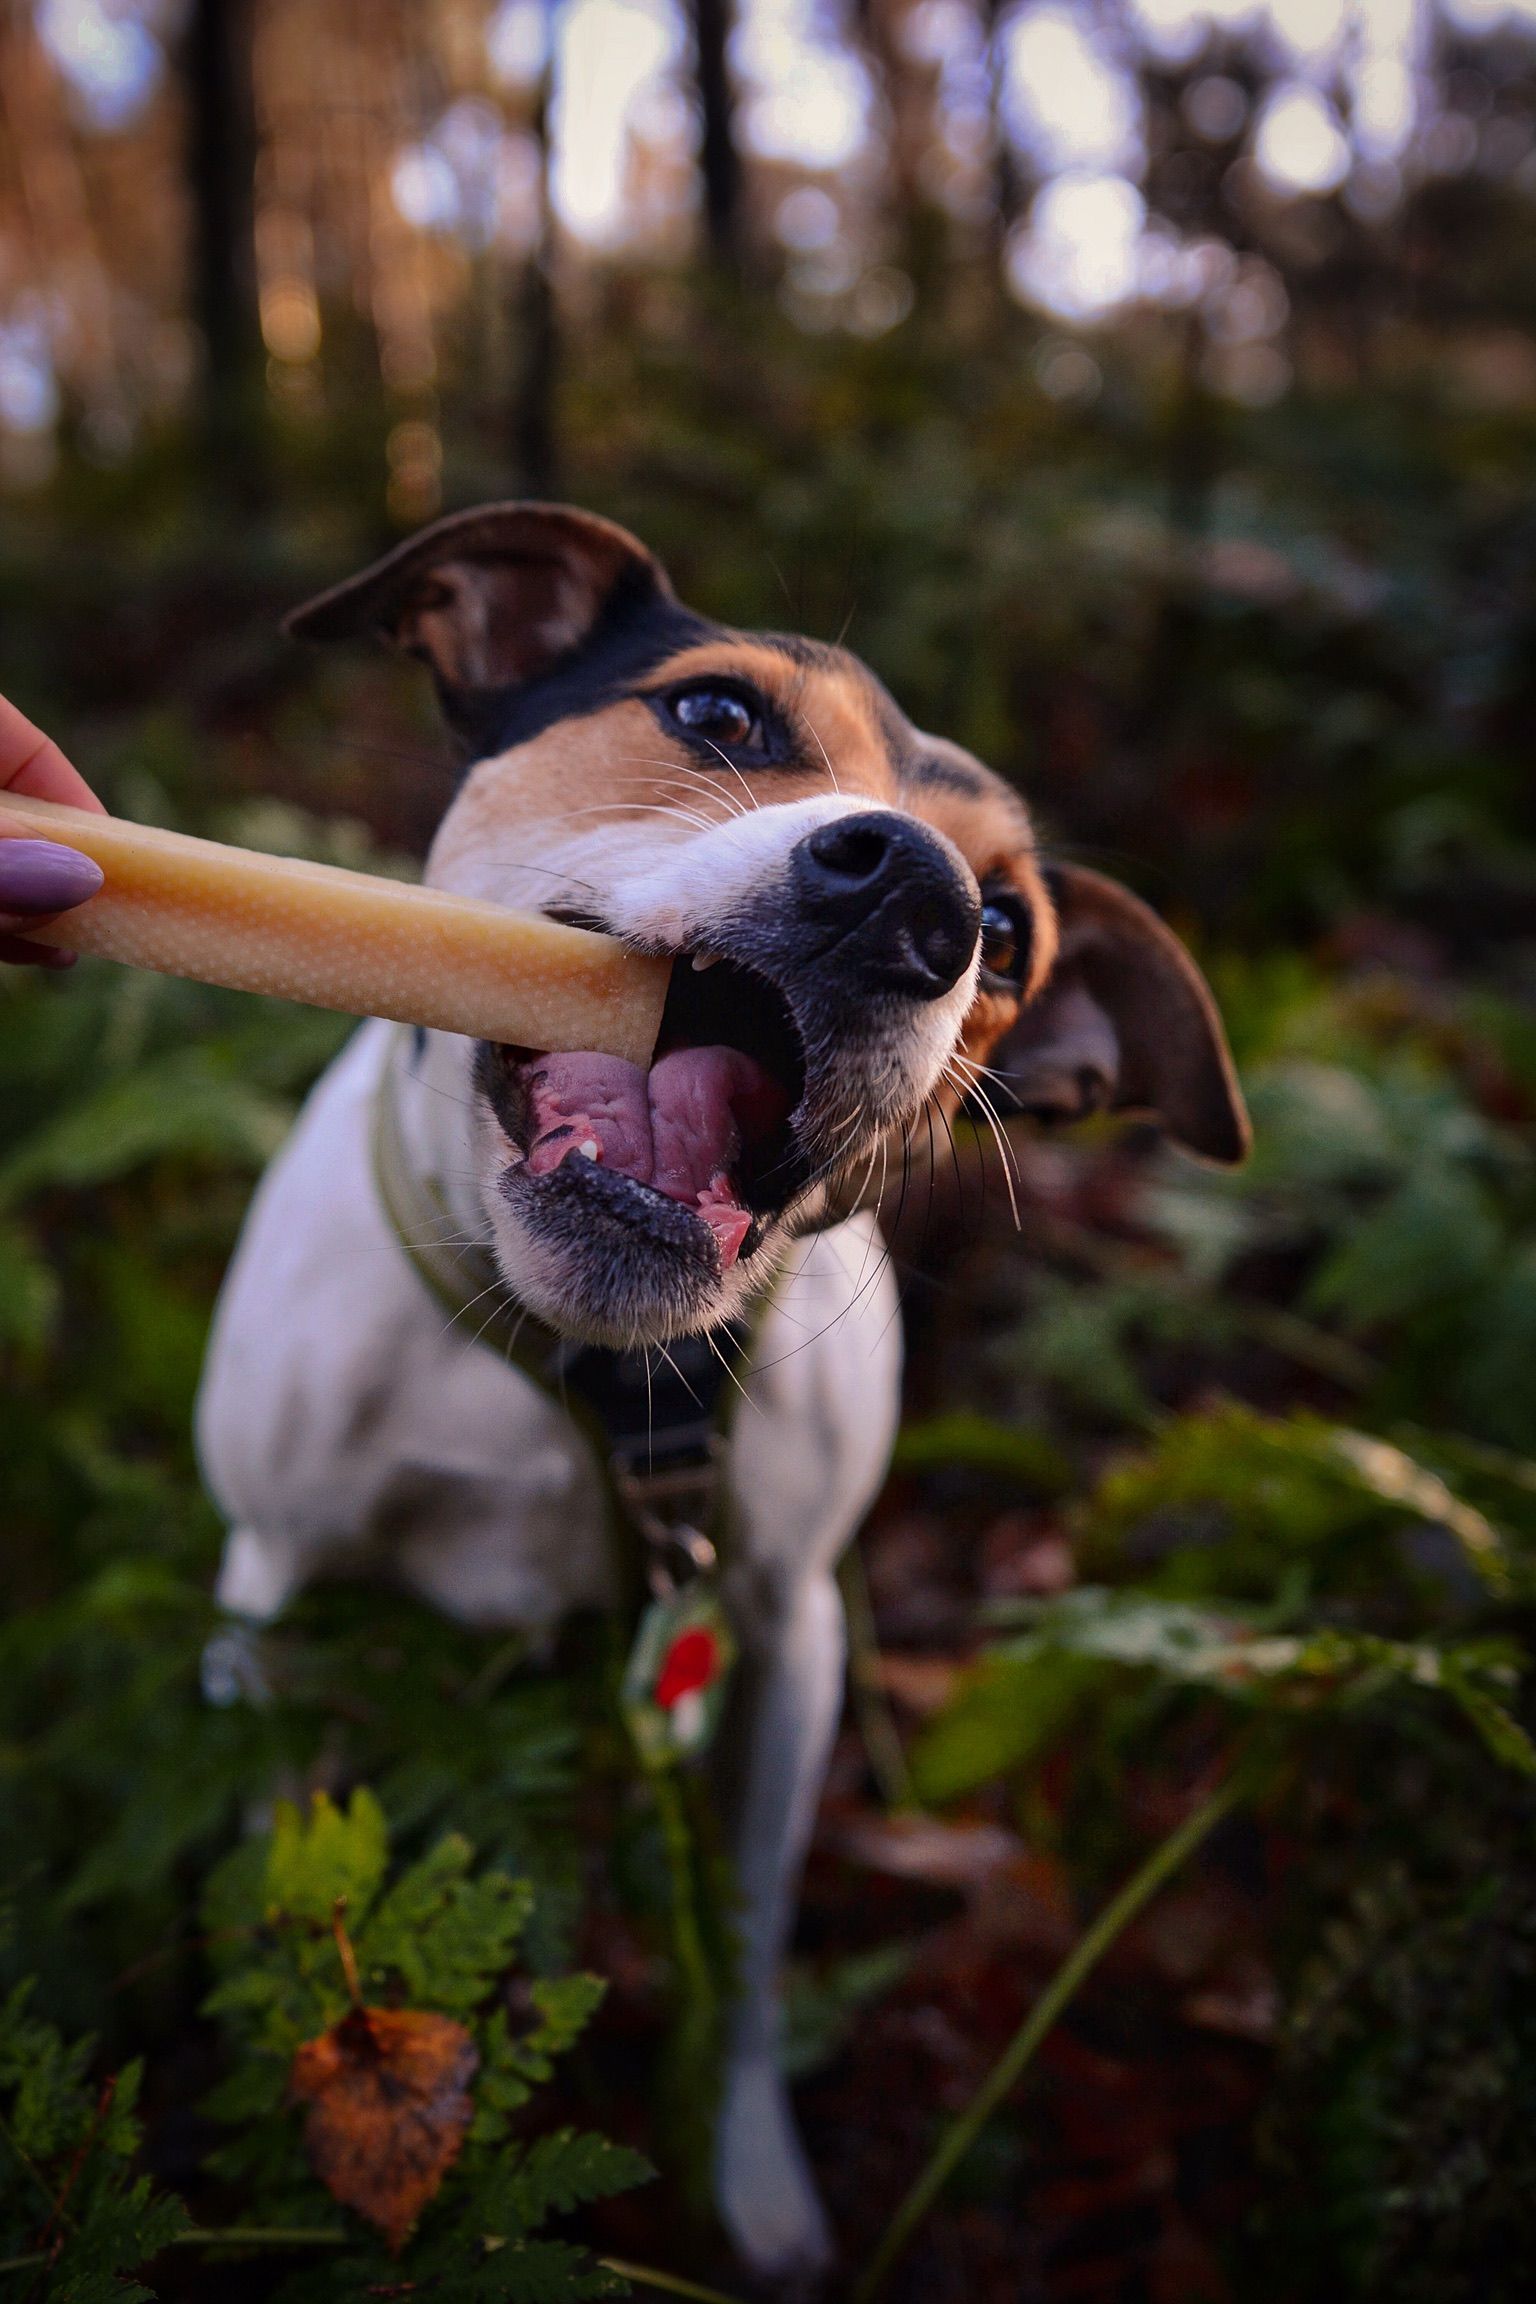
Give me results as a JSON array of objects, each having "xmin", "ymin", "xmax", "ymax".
[{"xmin": 196, "ymin": 502, "xmax": 1248, "ymax": 2290}]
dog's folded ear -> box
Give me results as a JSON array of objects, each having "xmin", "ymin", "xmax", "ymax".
[
  {"xmin": 284, "ymin": 502, "xmax": 682, "ymax": 751},
  {"xmin": 994, "ymin": 863, "xmax": 1250, "ymax": 1164}
]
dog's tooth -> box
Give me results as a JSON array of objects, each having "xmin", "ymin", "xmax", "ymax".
[
  {"xmin": 691, "ymin": 951, "xmax": 721, "ymax": 973},
  {"xmin": 577, "ymin": 1138, "xmax": 600, "ymax": 1160}
]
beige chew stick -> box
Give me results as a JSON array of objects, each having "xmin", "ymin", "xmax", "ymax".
[{"xmin": 0, "ymin": 792, "xmax": 668, "ymax": 1068}]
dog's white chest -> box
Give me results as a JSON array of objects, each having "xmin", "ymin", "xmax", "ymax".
[
  {"xmin": 197, "ymin": 1023, "xmax": 614, "ymax": 1627},
  {"xmin": 197, "ymin": 1021, "xmax": 901, "ymax": 1632}
]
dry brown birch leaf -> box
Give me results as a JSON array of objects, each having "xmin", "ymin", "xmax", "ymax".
[{"xmin": 289, "ymin": 2003, "xmax": 479, "ymax": 2252}]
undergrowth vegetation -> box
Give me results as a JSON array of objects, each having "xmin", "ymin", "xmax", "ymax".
[{"xmin": 2, "ymin": 302, "xmax": 1536, "ymax": 2297}]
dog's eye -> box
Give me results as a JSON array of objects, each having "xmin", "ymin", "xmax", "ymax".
[
  {"xmin": 667, "ymin": 684, "xmax": 762, "ymax": 749},
  {"xmin": 979, "ymin": 897, "xmax": 1031, "ymax": 986}
]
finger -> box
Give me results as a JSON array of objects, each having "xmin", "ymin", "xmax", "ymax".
[
  {"xmin": 0, "ymin": 930, "xmax": 76, "ymax": 969},
  {"xmin": 0, "ymin": 696, "xmax": 105, "ymax": 812},
  {"xmin": 0, "ymin": 837, "xmax": 105, "ymax": 914}
]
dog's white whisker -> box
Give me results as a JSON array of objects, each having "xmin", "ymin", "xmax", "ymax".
[
  {"xmin": 613, "ymin": 756, "xmax": 754, "ymax": 821},
  {"xmin": 800, "ymin": 710, "xmax": 844, "ymax": 798},
  {"xmin": 472, "ymin": 858, "xmax": 610, "ymax": 900},
  {"xmin": 552, "ymin": 801, "xmax": 720, "ymax": 835},
  {"xmin": 940, "ymin": 1054, "xmax": 1023, "ymax": 1194},
  {"xmin": 443, "ymin": 1272, "xmax": 521, "ymax": 1354},
  {"xmin": 959, "ymin": 1080, "xmax": 1023, "ymax": 1229},
  {"xmin": 701, "ymin": 737, "xmax": 764, "ymax": 816},
  {"xmin": 702, "ymin": 1325, "xmax": 757, "ymax": 1410},
  {"xmin": 868, "ymin": 1128, "xmax": 890, "ymax": 1221},
  {"xmin": 947, "ymin": 1050, "xmax": 1014, "ymax": 1089},
  {"xmin": 603, "ymin": 763, "xmax": 749, "ymax": 821},
  {"xmin": 943, "ymin": 1055, "xmax": 1023, "ymax": 1183},
  {"xmin": 848, "ymin": 1140, "xmax": 887, "ymax": 1292},
  {"xmin": 934, "ymin": 1095, "xmax": 967, "ymax": 1227},
  {"xmin": 539, "ymin": 797, "xmax": 776, "ymax": 863},
  {"xmin": 563, "ymin": 765, "xmax": 750, "ymax": 827},
  {"xmin": 653, "ymin": 1338, "xmax": 703, "ymax": 1412},
  {"xmin": 749, "ymin": 1226, "xmax": 898, "ymax": 1370}
]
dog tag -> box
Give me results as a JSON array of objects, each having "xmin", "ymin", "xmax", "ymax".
[{"xmin": 621, "ymin": 1584, "xmax": 735, "ymax": 1767}]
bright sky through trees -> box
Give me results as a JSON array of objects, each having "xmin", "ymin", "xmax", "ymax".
[{"xmin": 7, "ymin": 0, "xmax": 1536, "ymax": 451}]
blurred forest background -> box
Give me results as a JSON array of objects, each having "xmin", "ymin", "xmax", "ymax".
[{"xmin": 4, "ymin": 0, "xmax": 1536, "ymax": 2298}]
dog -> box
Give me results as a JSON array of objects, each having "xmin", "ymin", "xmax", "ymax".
[{"xmin": 196, "ymin": 502, "xmax": 1248, "ymax": 2288}]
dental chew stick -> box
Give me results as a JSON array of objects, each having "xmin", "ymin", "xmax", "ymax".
[{"xmin": 0, "ymin": 792, "xmax": 668, "ymax": 1068}]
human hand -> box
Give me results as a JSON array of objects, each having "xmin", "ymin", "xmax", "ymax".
[{"xmin": 0, "ymin": 696, "xmax": 108, "ymax": 966}]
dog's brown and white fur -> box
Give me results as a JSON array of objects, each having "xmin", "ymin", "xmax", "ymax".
[{"xmin": 197, "ymin": 505, "xmax": 1247, "ymax": 2289}]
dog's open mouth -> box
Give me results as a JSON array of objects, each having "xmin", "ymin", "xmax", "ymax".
[{"xmin": 483, "ymin": 956, "xmax": 808, "ymax": 1275}]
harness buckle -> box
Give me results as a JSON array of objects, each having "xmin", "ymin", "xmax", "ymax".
[{"xmin": 612, "ymin": 1442, "xmax": 725, "ymax": 1595}]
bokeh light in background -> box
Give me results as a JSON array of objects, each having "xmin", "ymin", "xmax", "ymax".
[
  {"xmin": 737, "ymin": 0, "xmax": 873, "ymax": 170},
  {"xmin": 36, "ymin": 0, "xmax": 167, "ymax": 130},
  {"xmin": 7, "ymin": 0, "xmax": 1536, "ymax": 475},
  {"xmin": 552, "ymin": 0, "xmax": 687, "ymax": 242}
]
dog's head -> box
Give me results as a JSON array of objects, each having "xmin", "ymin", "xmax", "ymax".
[{"xmin": 290, "ymin": 503, "xmax": 1248, "ymax": 1345}]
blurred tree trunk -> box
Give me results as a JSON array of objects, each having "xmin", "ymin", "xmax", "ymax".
[
  {"xmin": 983, "ymin": 0, "xmax": 1024, "ymax": 264},
  {"xmin": 182, "ymin": 0, "xmax": 265, "ymax": 492},
  {"xmin": 1132, "ymin": 310, "xmax": 1217, "ymax": 750},
  {"xmin": 513, "ymin": 7, "xmax": 559, "ymax": 495},
  {"xmin": 856, "ymin": 0, "xmax": 946, "ymax": 290},
  {"xmin": 690, "ymin": 0, "xmax": 744, "ymax": 276}
]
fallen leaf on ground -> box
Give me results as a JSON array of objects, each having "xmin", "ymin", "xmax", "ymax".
[
  {"xmin": 830, "ymin": 1811, "xmax": 1023, "ymax": 1886},
  {"xmin": 289, "ymin": 2003, "xmax": 479, "ymax": 2251},
  {"xmin": 871, "ymin": 1651, "xmax": 962, "ymax": 1715}
]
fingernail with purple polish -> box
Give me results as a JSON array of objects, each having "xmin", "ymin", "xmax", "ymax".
[{"xmin": 0, "ymin": 838, "xmax": 105, "ymax": 914}]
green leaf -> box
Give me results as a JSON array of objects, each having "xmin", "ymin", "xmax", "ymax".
[
  {"xmin": 523, "ymin": 1972, "xmax": 609, "ymax": 2058},
  {"xmin": 1081, "ymin": 1402, "xmax": 1518, "ymax": 1601},
  {"xmin": 891, "ymin": 1413, "xmax": 1071, "ymax": 1493},
  {"xmin": 1327, "ymin": 1428, "xmax": 1509, "ymax": 1591},
  {"xmin": 1448, "ymin": 1245, "xmax": 1536, "ymax": 1451},
  {"xmin": 1240, "ymin": 1059, "xmax": 1399, "ymax": 1190},
  {"xmin": 0, "ymin": 1218, "xmax": 58, "ymax": 1351},
  {"xmin": 0, "ymin": 1047, "xmax": 293, "ymax": 1208},
  {"xmin": 911, "ymin": 1647, "xmax": 1102, "ymax": 1804},
  {"xmin": 1436, "ymin": 1654, "xmax": 1536, "ymax": 1778},
  {"xmin": 45, "ymin": 2182, "xmax": 188, "ymax": 2304},
  {"xmin": 195, "ymin": 1785, "xmax": 646, "ymax": 2289},
  {"xmin": 473, "ymin": 1975, "xmax": 610, "ymax": 2142},
  {"xmin": 495, "ymin": 2129, "xmax": 655, "ymax": 2231},
  {"xmin": 265, "ymin": 1788, "xmax": 390, "ymax": 1929},
  {"xmin": 781, "ymin": 1942, "xmax": 912, "ymax": 2081},
  {"xmin": 357, "ymin": 1835, "xmax": 534, "ymax": 2015},
  {"xmin": 0, "ymin": 1984, "xmax": 189, "ymax": 2300},
  {"xmin": 917, "ymin": 1585, "xmax": 1536, "ymax": 1799},
  {"xmin": 1308, "ymin": 1166, "xmax": 1501, "ymax": 1332},
  {"xmin": 462, "ymin": 2236, "xmax": 630, "ymax": 2300},
  {"xmin": 1007, "ymin": 1277, "xmax": 1165, "ymax": 1428}
]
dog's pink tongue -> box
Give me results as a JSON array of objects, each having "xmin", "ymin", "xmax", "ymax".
[
  {"xmin": 647, "ymin": 1047, "xmax": 783, "ymax": 1200},
  {"xmin": 524, "ymin": 1053, "xmax": 652, "ymax": 1179},
  {"xmin": 523, "ymin": 1047, "xmax": 788, "ymax": 1271}
]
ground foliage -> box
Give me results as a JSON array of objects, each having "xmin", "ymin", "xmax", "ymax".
[{"xmin": 2, "ymin": 269, "xmax": 1536, "ymax": 2300}]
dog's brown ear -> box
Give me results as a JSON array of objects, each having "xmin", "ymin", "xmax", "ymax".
[
  {"xmin": 995, "ymin": 864, "xmax": 1250, "ymax": 1164},
  {"xmin": 284, "ymin": 501, "xmax": 681, "ymax": 748}
]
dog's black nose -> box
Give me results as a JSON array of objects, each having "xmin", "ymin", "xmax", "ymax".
[{"xmin": 792, "ymin": 812, "xmax": 981, "ymax": 999}]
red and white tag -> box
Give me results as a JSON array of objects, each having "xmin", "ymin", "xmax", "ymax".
[{"xmin": 621, "ymin": 1585, "xmax": 735, "ymax": 1766}]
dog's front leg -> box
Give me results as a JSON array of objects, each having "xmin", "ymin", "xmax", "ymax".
[
  {"xmin": 712, "ymin": 1562, "xmax": 846, "ymax": 2288},
  {"xmin": 708, "ymin": 1214, "xmax": 903, "ymax": 2289}
]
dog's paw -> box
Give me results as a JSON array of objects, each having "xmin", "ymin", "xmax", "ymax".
[
  {"xmin": 214, "ymin": 1524, "xmax": 307, "ymax": 1622},
  {"xmin": 714, "ymin": 2054, "xmax": 834, "ymax": 2293}
]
